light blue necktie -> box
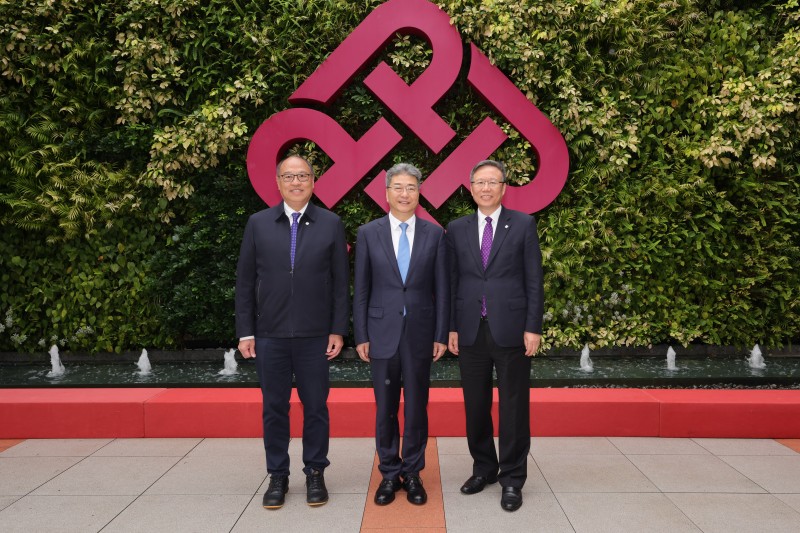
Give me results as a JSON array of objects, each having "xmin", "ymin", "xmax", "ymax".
[{"xmin": 398, "ymin": 222, "xmax": 410, "ymax": 283}]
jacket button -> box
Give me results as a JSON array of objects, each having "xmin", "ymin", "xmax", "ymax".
[{"xmin": 403, "ymin": 287, "xmax": 407, "ymax": 292}]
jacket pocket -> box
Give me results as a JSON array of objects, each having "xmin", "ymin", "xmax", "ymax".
[{"xmin": 368, "ymin": 306, "xmax": 384, "ymax": 318}]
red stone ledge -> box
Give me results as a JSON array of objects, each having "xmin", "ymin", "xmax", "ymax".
[{"xmin": 0, "ymin": 388, "xmax": 798, "ymax": 439}]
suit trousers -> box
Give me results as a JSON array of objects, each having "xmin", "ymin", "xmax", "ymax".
[
  {"xmin": 255, "ymin": 336, "xmax": 330, "ymax": 477},
  {"xmin": 370, "ymin": 319, "xmax": 433, "ymax": 480},
  {"xmin": 458, "ymin": 320, "xmax": 531, "ymax": 488}
]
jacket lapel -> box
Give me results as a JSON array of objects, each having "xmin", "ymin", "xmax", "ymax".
[
  {"xmin": 467, "ymin": 213, "xmax": 484, "ymax": 273},
  {"xmin": 376, "ymin": 216, "xmax": 403, "ymax": 282},
  {"xmin": 406, "ymin": 219, "xmax": 428, "ymax": 283}
]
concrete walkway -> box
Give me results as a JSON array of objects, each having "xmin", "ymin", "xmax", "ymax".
[{"xmin": 1, "ymin": 437, "xmax": 800, "ymax": 532}]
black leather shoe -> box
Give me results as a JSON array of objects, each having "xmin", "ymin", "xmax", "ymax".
[
  {"xmin": 306, "ymin": 469, "xmax": 328, "ymax": 506},
  {"xmin": 262, "ymin": 475, "xmax": 288, "ymax": 509},
  {"xmin": 501, "ymin": 486, "xmax": 523, "ymax": 512},
  {"xmin": 460, "ymin": 475, "xmax": 498, "ymax": 495},
  {"xmin": 402, "ymin": 474, "xmax": 427, "ymax": 505},
  {"xmin": 374, "ymin": 478, "xmax": 401, "ymax": 505}
]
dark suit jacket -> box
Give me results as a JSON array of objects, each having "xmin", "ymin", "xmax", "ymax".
[
  {"xmin": 446, "ymin": 207, "xmax": 544, "ymax": 347},
  {"xmin": 235, "ymin": 202, "xmax": 349, "ymax": 339},
  {"xmin": 353, "ymin": 216, "xmax": 449, "ymax": 359}
]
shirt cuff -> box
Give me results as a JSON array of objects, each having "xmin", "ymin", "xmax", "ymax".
[{"xmin": 239, "ymin": 336, "xmax": 254, "ymax": 341}]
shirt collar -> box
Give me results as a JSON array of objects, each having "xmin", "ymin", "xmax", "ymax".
[
  {"xmin": 478, "ymin": 206, "xmax": 502, "ymax": 225},
  {"xmin": 388, "ymin": 212, "xmax": 416, "ymax": 231},
  {"xmin": 283, "ymin": 202, "xmax": 309, "ymax": 220}
]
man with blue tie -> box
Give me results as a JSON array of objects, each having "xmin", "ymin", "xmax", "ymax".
[
  {"xmin": 447, "ymin": 160, "xmax": 544, "ymax": 512},
  {"xmin": 353, "ymin": 163, "xmax": 449, "ymax": 506},
  {"xmin": 235, "ymin": 154, "xmax": 349, "ymax": 510}
]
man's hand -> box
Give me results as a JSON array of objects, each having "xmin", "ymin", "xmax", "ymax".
[
  {"xmin": 524, "ymin": 332, "xmax": 541, "ymax": 357},
  {"xmin": 433, "ymin": 342, "xmax": 447, "ymax": 361},
  {"xmin": 326, "ymin": 334, "xmax": 344, "ymax": 360},
  {"xmin": 238, "ymin": 338, "xmax": 256, "ymax": 359},
  {"xmin": 355, "ymin": 342, "xmax": 370, "ymax": 362},
  {"xmin": 448, "ymin": 331, "xmax": 459, "ymax": 355}
]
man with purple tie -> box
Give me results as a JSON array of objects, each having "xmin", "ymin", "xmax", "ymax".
[
  {"xmin": 446, "ymin": 160, "xmax": 544, "ymax": 512},
  {"xmin": 235, "ymin": 155, "xmax": 349, "ymax": 510},
  {"xmin": 353, "ymin": 163, "xmax": 449, "ymax": 506}
]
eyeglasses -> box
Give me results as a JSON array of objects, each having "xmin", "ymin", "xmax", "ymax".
[
  {"xmin": 470, "ymin": 180, "xmax": 505, "ymax": 189},
  {"xmin": 279, "ymin": 172, "xmax": 312, "ymax": 183},
  {"xmin": 387, "ymin": 185, "xmax": 419, "ymax": 194}
]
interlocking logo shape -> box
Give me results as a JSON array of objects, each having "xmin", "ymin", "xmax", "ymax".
[{"xmin": 247, "ymin": 0, "xmax": 569, "ymax": 225}]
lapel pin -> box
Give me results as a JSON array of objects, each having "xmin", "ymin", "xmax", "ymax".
[
  {"xmin": 504, "ymin": 225, "xmax": 509, "ymax": 229},
  {"xmin": 305, "ymin": 222, "xmax": 310, "ymax": 226}
]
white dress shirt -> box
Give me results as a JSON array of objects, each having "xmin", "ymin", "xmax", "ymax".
[
  {"xmin": 388, "ymin": 213, "xmax": 416, "ymax": 258},
  {"xmin": 477, "ymin": 206, "xmax": 501, "ymax": 246}
]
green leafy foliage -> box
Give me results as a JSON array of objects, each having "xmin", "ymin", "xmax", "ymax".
[{"xmin": 1, "ymin": 0, "xmax": 798, "ymax": 352}]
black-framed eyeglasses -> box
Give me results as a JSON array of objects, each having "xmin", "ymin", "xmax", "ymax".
[
  {"xmin": 470, "ymin": 180, "xmax": 505, "ymax": 189},
  {"xmin": 279, "ymin": 172, "xmax": 313, "ymax": 183}
]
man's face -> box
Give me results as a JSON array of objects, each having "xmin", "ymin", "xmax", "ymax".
[
  {"xmin": 276, "ymin": 156, "xmax": 314, "ymax": 207},
  {"xmin": 470, "ymin": 165, "xmax": 506, "ymax": 214},
  {"xmin": 385, "ymin": 173, "xmax": 420, "ymax": 221}
]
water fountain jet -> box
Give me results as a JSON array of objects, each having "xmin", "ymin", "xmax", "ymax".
[
  {"xmin": 218, "ymin": 348, "xmax": 238, "ymax": 376},
  {"xmin": 666, "ymin": 346, "xmax": 678, "ymax": 371},
  {"xmin": 136, "ymin": 349, "xmax": 152, "ymax": 375},
  {"xmin": 46, "ymin": 345, "xmax": 65, "ymax": 377},
  {"xmin": 748, "ymin": 344, "xmax": 766, "ymax": 369},
  {"xmin": 579, "ymin": 344, "xmax": 593, "ymax": 372}
]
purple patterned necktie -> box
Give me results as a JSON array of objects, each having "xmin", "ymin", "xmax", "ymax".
[
  {"xmin": 290, "ymin": 212, "xmax": 300, "ymax": 269},
  {"xmin": 481, "ymin": 216, "xmax": 492, "ymax": 317}
]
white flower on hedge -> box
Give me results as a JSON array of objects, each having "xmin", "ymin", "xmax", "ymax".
[
  {"xmin": 543, "ymin": 311, "xmax": 553, "ymax": 322},
  {"xmin": 4, "ymin": 310, "xmax": 12, "ymax": 328},
  {"xmin": 59, "ymin": 338, "xmax": 67, "ymax": 346},
  {"xmin": 10, "ymin": 333, "xmax": 27, "ymax": 344},
  {"xmin": 50, "ymin": 335, "xmax": 59, "ymax": 342},
  {"xmin": 38, "ymin": 338, "xmax": 46, "ymax": 347},
  {"xmin": 0, "ymin": 323, "xmax": 5, "ymax": 333}
]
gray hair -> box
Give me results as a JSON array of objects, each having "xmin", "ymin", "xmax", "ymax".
[
  {"xmin": 385, "ymin": 163, "xmax": 422, "ymax": 187},
  {"xmin": 469, "ymin": 160, "xmax": 506, "ymax": 182},
  {"xmin": 276, "ymin": 154, "xmax": 316, "ymax": 179}
]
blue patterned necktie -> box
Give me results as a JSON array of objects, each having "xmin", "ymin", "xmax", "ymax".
[
  {"xmin": 290, "ymin": 212, "xmax": 300, "ymax": 269},
  {"xmin": 398, "ymin": 222, "xmax": 410, "ymax": 283},
  {"xmin": 480, "ymin": 216, "xmax": 492, "ymax": 317}
]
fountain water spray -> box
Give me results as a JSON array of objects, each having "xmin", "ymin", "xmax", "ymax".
[
  {"xmin": 666, "ymin": 346, "xmax": 678, "ymax": 371},
  {"xmin": 748, "ymin": 344, "xmax": 766, "ymax": 369},
  {"xmin": 46, "ymin": 345, "xmax": 65, "ymax": 377},
  {"xmin": 136, "ymin": 349, "xmax": 152, "ymax": 375},
  {"xmin": 579, "ymin": 344, "xmax": 593, "ymax": 372},
  {"xmin": 218, "ymin": 348, "xmax": 238, "ymax": 376}
]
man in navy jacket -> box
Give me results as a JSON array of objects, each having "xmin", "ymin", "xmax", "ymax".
[
  {"xmin": 447, "ymin": 160, "xmax": 544, "ymax": 512},
  {"xmin": 353, "ymin": 163, "xmax": 449, "ymax": 506},
  {"xmin": 236, "ymin": 155, "xmax": 349, "ymax": 510}
]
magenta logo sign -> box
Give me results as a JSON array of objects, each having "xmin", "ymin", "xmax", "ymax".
[{"xmin": 247, "ymin": 0, "xmax": 569, "ymax": 224}]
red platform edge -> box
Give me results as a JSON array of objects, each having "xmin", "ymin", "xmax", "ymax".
[{"xmin": 1, "ymin": 388, "xmax": 798, "ymax": 439}]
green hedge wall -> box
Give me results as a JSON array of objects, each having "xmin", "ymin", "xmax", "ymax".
[{"xmin": 1, "ymin": 0, "xmax": 798, "ymax": 352}]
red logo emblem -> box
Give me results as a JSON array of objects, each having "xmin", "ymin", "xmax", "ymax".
[{"xmin": 247, "ymin": 0, "xmax": 569, "ymax": 224}]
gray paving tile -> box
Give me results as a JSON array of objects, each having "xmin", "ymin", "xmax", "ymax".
[
  {"xmin": 104, "ymin": 494, "xmax": 251, "ymax": 532},
  {"xmin": 536, "ymin": 454, "xmax": 658, "ymax": 493},
  {"xmin": 32, "ymin": 456, "xmax": 180, "ymax": 496},
  {"xmin": 0, "ymin": 457, "xmax": 82, "ymax": 495},
  {"xmin": 439, "ymin": 453, "xmax": 551, "ymax": 493},
  {"xmin": 775, "ymin": 494, "xmax": 800, "ymax": 513},
  {"xmin": 693, "ymin": 438, "xmax": 798, "ymax": 456},
  {"xmin": 186, "ymin": 438, "xmax": 265, "ymax": 457},
  {"xmin": 443, "ymin": 491, "xmax": 573, "ymax": 532},
  {"xmin": 556, "ymin": 492, "xmax": 701, "ymax": 533},
  {"xmin": 608, "ymin": 437, "xmax": 710, "ymax": 455},
  {"xmin": 720, "ymin": 455, "xmax": 800, "ymax": 493},
  {"xmin": 231, "ymin": 492, "xmax": 366, "ymax": 533},
  {"xmin": 0, "ymin": 438, "xmax": 111, "ymax": 457},
  {"xmin": 146, "ymin": 455, "xmax": 266, "ymax": 495},
  {"xmin": 668, "ymin": 493, "xmax": 800, "ymax": 533},
  {"xmin": 92, "ymin": 438, "xmax": 201, "ymax": 457},
  {"xmin": 531, "ymin": 437, "xmax": 620, "ymax": 455},
  {"xmin": 0, "ymin": 496, "xmax": 19, "ymax": 511},
  {"xmin": 628, "ymin": 454, "xmax": 765, "ymax": 493},
  {"xmin": 0, "ymin": 495, "xmax": 134, "ymax": 533}
]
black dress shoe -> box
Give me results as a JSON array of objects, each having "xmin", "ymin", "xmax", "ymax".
[
  {"xmin": 402, "ymin": 474, "xmax": 427, "ymax": 505},
  {"xmin": 500, "ymin": 486, "xmax": 523, "ymax": 512},
  {"xmin": 306, "ymin": 469, "xmax": 328, "ymax": 506},
  {"xmin": 262, "ymin": 475, "xmax": 288, "ymax": 509},
  {"xmin": 460, "ymin": 475, "xmax": 498, "ymax": 495},
  {"xmin": 374, "ymin": 478, "xmax": 401, "ymax": 505}
]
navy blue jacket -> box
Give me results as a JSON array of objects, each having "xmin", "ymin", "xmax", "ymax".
[
  {"xmin": 446, "ymin": 207, "xmax": 544, "ymax": 347},
  {"xmin": 235, "ymin": 202, "xmax": 349, "ymax": 339}
]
